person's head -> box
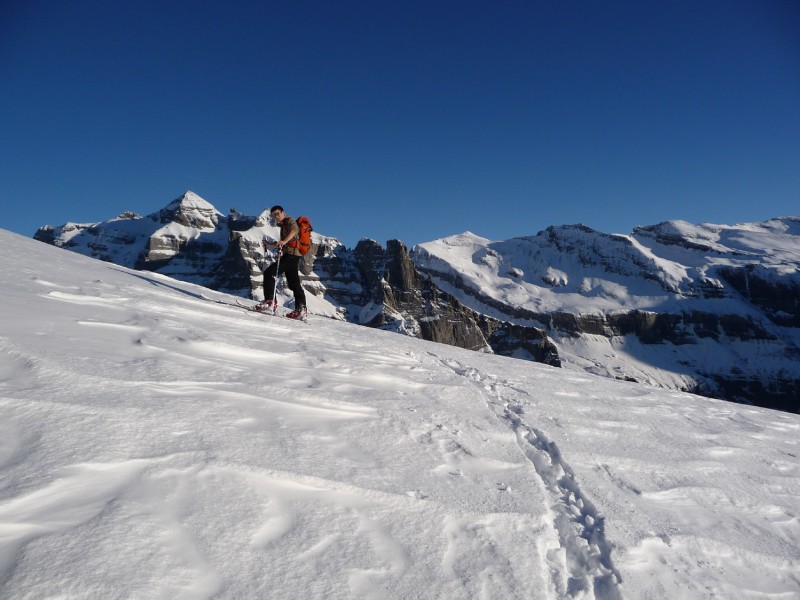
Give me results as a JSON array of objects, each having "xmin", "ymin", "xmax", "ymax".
[{"xmin": 270, "ymin": 205, "xmax": 285, "ymax": 224}]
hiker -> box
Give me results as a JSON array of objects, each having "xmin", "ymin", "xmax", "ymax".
[{"xmin": 257, "ymin": 205, "xmax": 307, "ymax": 319}]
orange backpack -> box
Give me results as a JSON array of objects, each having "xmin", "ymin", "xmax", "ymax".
[{"xmin": 289, "ymin": 215, "xmax": 313, "ymax": 255}]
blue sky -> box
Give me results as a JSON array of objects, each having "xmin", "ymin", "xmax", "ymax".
[{"xmin": 2, "ymin": 0, "xmax": 799, "ymax": 249}]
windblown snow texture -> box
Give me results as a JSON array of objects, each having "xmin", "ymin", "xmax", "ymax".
[{"xmin": 2, "ymin": 228, "xmax": 799, "ymax": 599}]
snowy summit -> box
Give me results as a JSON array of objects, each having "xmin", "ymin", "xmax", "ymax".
[{"xmin": 1, "ymin": 228, "xmax": 799, "ymax": 599}]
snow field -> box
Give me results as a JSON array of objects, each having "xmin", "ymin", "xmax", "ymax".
[{"xmin": 1, "ymin": 229, "xmax": 799, "ymax": 599}]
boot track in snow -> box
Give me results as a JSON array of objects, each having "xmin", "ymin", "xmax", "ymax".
[{"xmin": 439, "ymin": 357, "xmax": 623, "ymax": 600}]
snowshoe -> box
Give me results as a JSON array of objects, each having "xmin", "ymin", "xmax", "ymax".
[
  {"xmin": 286, "ymin": 307, "xmax": 307, "ymax": 321},
  {"xmin": 254, "ymin": 300, "xmax": 277, "ymax": 313}
]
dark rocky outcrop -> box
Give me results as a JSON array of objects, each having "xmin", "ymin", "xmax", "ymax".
[
  {"xmin": 309, "ymin": 239, "xmax": 560, "ymax": 364},
  {"xmin": 718, "ymin": 265, "xmax": 800, "ymax": 327}
]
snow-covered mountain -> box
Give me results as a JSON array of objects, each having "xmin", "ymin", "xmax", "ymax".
[
  {"xmin": 33, "ymin": 192, "xmax": 800, "ymax": 412},
  {"xmin": 2, "ymin": 228, "xmax": 799, "ymax": 599},
  {"xmin": 33, "ymin": 191, "xmax": 340, "ymax": 295},
  {"xmin": 412, "ymin": 220, "xmax": 800, "ymax": 413}
]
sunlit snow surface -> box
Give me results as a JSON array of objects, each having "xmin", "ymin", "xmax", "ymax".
[{"xmin": 1, "ymin": 229, "xmax": 798, "ymax": 599}]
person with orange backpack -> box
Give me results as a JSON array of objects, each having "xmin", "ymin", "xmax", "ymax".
[{"xmin": 257, "ymin": 205, "xmax": 311, "ymax": 320}]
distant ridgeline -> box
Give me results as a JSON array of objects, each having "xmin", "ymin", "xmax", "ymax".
[{"xmin": 35, "ymin": 191, "xmax": 800, "ymax": 413}]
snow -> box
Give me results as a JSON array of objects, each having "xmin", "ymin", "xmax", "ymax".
[
  {"xmin": 1, "ymin": 228, "xmax": 799, "ymax": 599},
  {"xmin": 169, "ymin": 190, "xmax": 219, "ymax": 213},
  {"xmin": 414, "ymin": 219, "xmax": 800, "ymax": 317}
]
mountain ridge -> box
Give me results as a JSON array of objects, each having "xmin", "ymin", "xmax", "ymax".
[{"xmin": 33, "ymin": 191, "xmax": 800, "ymax": 412}]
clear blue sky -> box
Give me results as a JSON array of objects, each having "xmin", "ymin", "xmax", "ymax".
[{"xmin": 2, "ymin": 0, "xmax": 798, "ymax": 249}]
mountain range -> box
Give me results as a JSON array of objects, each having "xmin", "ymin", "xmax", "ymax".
[{"xmin": 33, "ymin": 191, "xmax": 800, "ymax": 413}]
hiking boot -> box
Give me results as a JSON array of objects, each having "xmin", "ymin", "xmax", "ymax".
[
  {"xmin": 255, "ymin": 300, "xmax": 276, "ymax": 313},
  {"xmin": 286, "ymin": 306, "xmax": 307, "ymax": 320}
]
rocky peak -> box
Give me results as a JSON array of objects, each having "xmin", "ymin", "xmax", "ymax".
[
  {"xmin": 385, "ymin": 240, "xmax": 418, "ymax": 293},
  {"xmin": 112, "ymin": 211, "xmax": 141, "ymax": 221},
  {"xmin": 158, "ymin": 191, "xmax": 221, "ymax": 229}
]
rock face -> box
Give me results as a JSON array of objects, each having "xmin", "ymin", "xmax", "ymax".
[
  {"xmin": 34, "ymin": 192, "xmax": 800, "ymax": 412},
  {"xmin": 309, "ymin": 239, "xmax": 560, "ymax": 365}
]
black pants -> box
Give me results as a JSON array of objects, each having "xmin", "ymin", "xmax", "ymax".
[{"xmin": 264, "ymin": 253, "xmax": 306, "ymax": 309}]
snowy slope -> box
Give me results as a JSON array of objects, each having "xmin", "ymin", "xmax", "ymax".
[{"xmin": 2, "ymin": 229, "xmax": 799, "ymax": 599}]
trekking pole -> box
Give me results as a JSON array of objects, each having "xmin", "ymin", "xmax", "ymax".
[{"xmin": 270, "ymin": 247, "xmax": 282, "ymax": 315}]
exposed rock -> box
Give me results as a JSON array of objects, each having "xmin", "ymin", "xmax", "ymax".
[
  {"xmin": 718, "ymin": 265, "xmax": 800, "ymax": 327},
  {"xmin": 311, "ymin": 238, "xmax": 559, "ymax": 361}
]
